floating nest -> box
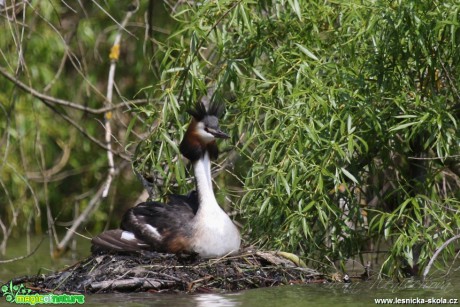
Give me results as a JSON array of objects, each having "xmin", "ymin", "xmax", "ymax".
[{"xmin": 8, "ymin": 249, "xmax": 326, "ymax": 294}]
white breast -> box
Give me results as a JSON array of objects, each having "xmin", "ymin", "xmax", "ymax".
[{"xmin": 191, "ymin": 205, "xmax": 241, "ymax": 258}]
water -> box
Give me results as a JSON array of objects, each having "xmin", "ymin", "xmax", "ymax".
[
  {"xmin": 1, "ymin": 237, "xmax": 459, "ymax": 306},
  {"xmin": 82, "ymin": 279, "xmax": 460, "ymax": 307},
  {"xmin": 0, "ymin": 236, "xmax": 90, "ymax": 281}
]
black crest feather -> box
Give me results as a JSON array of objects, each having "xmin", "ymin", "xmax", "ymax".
[{"xmin": 187, "ymin": 101, "xmax": 225, "ymax": 120}]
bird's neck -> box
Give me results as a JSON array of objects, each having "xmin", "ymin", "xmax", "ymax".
[{"xmin": 193, "ymin": 151, "xmax": 218, "ymax": 212}]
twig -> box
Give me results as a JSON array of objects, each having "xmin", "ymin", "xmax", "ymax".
[
  {"xmin": 0, "ymin": 66, "xmax": 149, "ymax": 114},
  {"xmin": 0, "ymin": 162, "xmax": 39, "ymax": 256},
  {"xmin": 55, "ymin": 180, "xmax": 111, "ymax": 253},
  {"xmin": 442, "ymin": 248, "xmax": 460, "ymax": 278},
  {"xmin": 43, "ymin": 50, "xmax": 69, "ymax": 92},
  {"xmin": 91, "ymin": 278, "xmax": 166, "ymax": 291},
  {"xmin": 0, "ymin": 236, "xmax": 45, "ymax": 264},
  {"xmin": 26, "ymin": 141, "xmax": 71, "ymax": 180},
  {"xmin": 63, "ymin": 229, "xmax": 92, "ymax": 241},
  {"xmin": 422, "ymin": 233, "xmax": 460, "ymax": 279},
  {"xmin": 39, "ymin": 98, "xmax": 131, "ymax": 161},
  {"xmin": 90, "ymin": 0, "xmax": 137, "ymax": 39},
  {"xmin": 38, "ymin": 139, "xmax": 59, "ymax": 257},
  {"xmin": 408, "ymin": 155, "xmax": 460, "ymax": 160}
]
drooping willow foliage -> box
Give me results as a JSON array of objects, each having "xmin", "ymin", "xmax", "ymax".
[{"xmin": 140, "ymin": 0, "xmax": 460, "ymax": 277}]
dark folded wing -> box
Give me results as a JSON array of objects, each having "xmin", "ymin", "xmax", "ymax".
[
  {"xmin": 120, "ymin": 200, "xmax": 195, "ymax": 253},
  {"xmin": 91, "ymin": 194, "xmax": 198, "ymax": 254},
  {"xmin": 91, "ymin": 229, "xmax": 149, "ymax": 253}
]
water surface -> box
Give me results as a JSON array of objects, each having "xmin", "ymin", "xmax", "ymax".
[{"xmin": 82, "ymin": 277, "xmax": 459, "ymax": 307}]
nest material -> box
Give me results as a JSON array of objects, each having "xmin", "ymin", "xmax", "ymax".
[{"xmin": 9, "ymin": 250, "xmax": 325, "ymax": 294}]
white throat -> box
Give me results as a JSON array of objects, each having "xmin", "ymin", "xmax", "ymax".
[
  {"xmin": 191, "ymin": 151, "xmax": 241, "ymax": 258},
  {"xmin": 193, "ymin": 152, "xmax": 213, "ymax": 201}
]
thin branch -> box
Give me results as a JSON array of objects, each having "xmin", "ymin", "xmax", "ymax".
[
  {"xmin": 0, "ymin": 100, "xmax": 11, "ymax": 171},
  {"xmin": 0, "ymin": 216, "xmax": 8, "ymax": 255},
  {"xmin": 0, "ymin": 236, "xmax": 45, "ymax": 264},
  {"xmin": 63, "ymin": 228, "xmax": 92, "ymax": 241},
  {"xmin": 60, "ymin": 0, "xmax": 77, "ymax": 13},
  {"xmin": 0, "ymin": 66, "xmax": 149, "ymax": 114},
  {"xmin": 90, "ymin": 0, "xmax": 137, "ymax": 39},
  {"xmin": 37, "ymin": 134, "xmax": 59, "ymax": 257},
  {"xmin": 55, "ymin": 180, "xmax": 107, "ymax": 252},
  {"xmin": 4, "ymin": 161, "xmax": 40, "ymax": 216},
  {"xmin": 408, "ymin": 155, "xmax": 460, "ymax": 160},
  {"xmin": 24, "ymin": 1, "xmax": 108, "ymax": 101},
  {"xmin": 39, "ymin": 98, "xmax": 131, "ymax": 161},
  {"xmin": 55, "ymin": 158, "xmax": 127, "ymax": 253},
  {"xmin": 43, "ymin": 50, "xmax": 69, "ymax": 92},
  {"xmin": 422, "ymin": 233, "xmax": 460, "ymax": 279},
  {"xmin": 26, "ymin": 140, "xmax": 71, "ymax": 180}
]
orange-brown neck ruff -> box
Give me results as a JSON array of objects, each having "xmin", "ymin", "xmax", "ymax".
[{"xmin": 179, "ymin": 119, "xmax": 219, "ymax": 162}]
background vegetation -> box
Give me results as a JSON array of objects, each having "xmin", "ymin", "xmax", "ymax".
[{"xmin": 1, "ymin": 0, "xmax": 459, "ymax": 279}]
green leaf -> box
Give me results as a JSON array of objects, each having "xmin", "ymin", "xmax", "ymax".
[
  {"xmin": 340, "ymin": 167, "xmax": 358, "ymax": 184},
  {"xmin": 280, "ymin": 175, "xmax": 291, "ymax": 196},
  {"xmin": 288, "ymin": 0, "xmax": 302, "ymax": 21},
  {"xmin": 389, "ymin": 121, "xmax": 420, "ymax": 131},
  {"xmin": 295, "ymin": 43, "xmax": 319, "ymax": 61}
]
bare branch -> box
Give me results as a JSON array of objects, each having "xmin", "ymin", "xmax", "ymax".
[
  {"xmin": 102, "ymin": 1, "xmax": 139, "ymax": 197},
  {"xmin": 0, "ymin": 66, "xmax": 149, "ymax": 114},
  {"xmin": 39, "ymin": 98, "xmax": 132, "ymax": 161},
  {"xmin": 408, "ymin": 155, "xmax": 460, "ymax": 160},
  {"xmin": 422, "ymin": 233, "xmax": 460, "ymax": 279},
  {"xmin": 26, "ymin": 140, "xmax": 71, "ymax": 180},
  {"xmin": 55, "ymin": 179, "xmax": 108, "ymax": 253},
  {"xmin": 90, "ymin": 0, "xmax": 137, "ymax": 39},
  {"xmin": 0, "ymin": 236, "xmax": 45, "ymax": 264}
]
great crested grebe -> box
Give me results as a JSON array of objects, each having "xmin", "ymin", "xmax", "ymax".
[{"xmin": 91, "ymin": 102, "xmax": 241, "ymax": 258}]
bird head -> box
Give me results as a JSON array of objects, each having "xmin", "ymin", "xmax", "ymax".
[{"xmin": 179, "ymin": 101, "xmax": 229, "ymax": 161}]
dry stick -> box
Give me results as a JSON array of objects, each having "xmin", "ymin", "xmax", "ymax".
[
  {"xmin": 422, "ymin": 233, "xmax": 460, "ymax": 279},
  {"xmin": 102, "ymin": 3, "xmax": 138, "ymax": 197}
]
